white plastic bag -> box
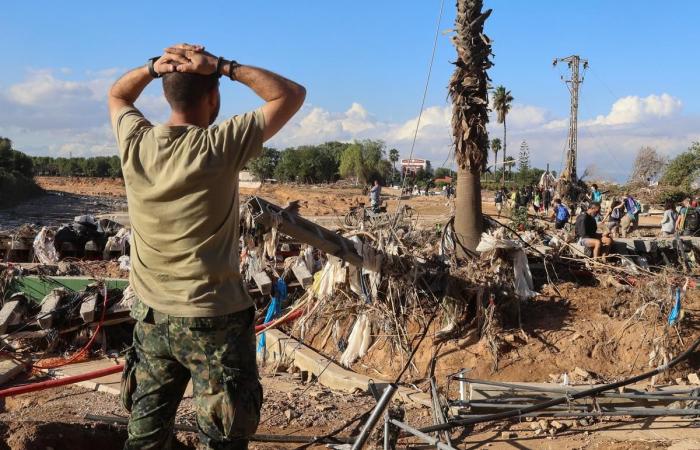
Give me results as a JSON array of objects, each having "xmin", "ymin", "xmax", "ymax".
[
  {"xmin": 118, "ymin": 255, "xmax": 131, "ymax": 271},
  {"xmin": 339, "ymin": 314, "xmax": 372, "ymax": 367},
  {"xmin": 33, "ymin": 227, "xmax": 59, "ymax": 265},
  {"xmin": 476, "ymin": 232, "xmax": 538, "ymax": 300}
]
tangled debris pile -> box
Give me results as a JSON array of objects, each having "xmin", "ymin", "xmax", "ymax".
[
  {"xmin": 0, "ymin": 194, "xmax": 699, "ymax": 449},
  {"xmin": 0, "ymin": 215, "xmax": 130, "ymax": 264}
]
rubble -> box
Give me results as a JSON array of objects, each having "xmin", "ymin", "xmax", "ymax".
[{"xmin": 1, "ymin": 192, "xmax": 699, "ymax": 449}]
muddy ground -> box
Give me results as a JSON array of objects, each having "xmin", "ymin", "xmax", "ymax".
[{"xmin": 0, "ymin": 191, "xmax": 126, "ymax": 230}]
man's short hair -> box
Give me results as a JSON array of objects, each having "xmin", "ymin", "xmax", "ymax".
[
  {"xmin": 589, "ymin": 202, "xmax": 601, "ymax": 210},
  {"xmin": 592, "ymin": 184, "xmax": 598, "ymax": 189},
  {"xmin": 553, "ymin": 198, "xmax": 561, "ymax": 204},
  {"xmin": 162, "ymin": 73, "xmax": 219, "ymax": 110}
]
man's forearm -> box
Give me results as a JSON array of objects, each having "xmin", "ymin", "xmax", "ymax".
[
  {"xmin": 221, "ymin": 63, "xmax": 305, "ymax": 102},
  {"xmin": 109, "ymin": 66, "xmax": 153, "ymax": 105}
]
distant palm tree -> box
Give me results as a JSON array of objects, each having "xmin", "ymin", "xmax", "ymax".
[
  {"xmin": 450, "ymin": 0, "xmax": 493, "ymax": 254},
  {"xmin": 493, "ymin": 86, "xmax": 513, "ymax": 184},
  {"xmin": 490, "ymin": 138, "xmax": 501, "ymax": 180},
  {"xmin": 389, "ymin": 148, "xmax": 399, "ymax": 182}
]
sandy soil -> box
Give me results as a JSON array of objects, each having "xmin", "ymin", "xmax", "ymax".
[
  {"xmin": 35, "ymin": 176, "xmax": 126, "ymax": 198},
  {"xmin": 293, "ymin": 282, "xmax": 700, "ymax": 389}
]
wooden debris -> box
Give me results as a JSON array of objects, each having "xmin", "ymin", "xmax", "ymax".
[{"xmin": 688, "ymin": 373, "xmax": 700, "ymax": 385}]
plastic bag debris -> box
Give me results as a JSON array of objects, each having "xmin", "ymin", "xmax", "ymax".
[
  {"xmin": 339, "ymin": 314, "xmax": 372, "ymax": 368},
  {"xmin": 103, "ymin": 228, "xmax": 131, "ymax": 259},
  {"xmin": 118, "ymin": 255, "xmax": 131, "ymax": 271},
  {"xmin": 476, "ymin": 231, "xmax": 538, "ymax": 300},
  {"xmin": 33, "ymin": 227, "xmax": 59, "ymax": 265}
]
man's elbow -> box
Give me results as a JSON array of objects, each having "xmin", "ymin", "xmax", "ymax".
[{"xmin": 292, "ymin": 84, "xmax": 306, "ymax": 109}]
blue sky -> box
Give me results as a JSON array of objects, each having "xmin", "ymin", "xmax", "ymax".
[{"xmin": 1, "ymin": 0, "xmax": 699, "ymax": 181}]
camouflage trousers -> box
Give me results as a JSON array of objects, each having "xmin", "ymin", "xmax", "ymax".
[{"xmin": 121, "ymin": 299, "xmax": 262, "ymax": 450}]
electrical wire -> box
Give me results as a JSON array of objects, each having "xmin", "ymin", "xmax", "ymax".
[{"xmin": 391, "ymin": 0, "xmax": 445, "ymax": 224}]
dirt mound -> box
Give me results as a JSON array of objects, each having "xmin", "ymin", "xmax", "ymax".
[
  {"xmin": 35, "ymin": 176, "xmax": 126, "ymax": 198},
  {"xmin": 292, "ymin": 283, "xmax": 700, "ymax": 387}
]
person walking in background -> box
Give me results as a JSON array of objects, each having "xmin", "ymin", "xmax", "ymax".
[
  {"xmin": 510, "ymin": 189, "xmax": 519, "ymax": 211},
  {"xmin": 621, "ymin": 193, "xmax": 641, "ymax": 237},
  {"xmin": 542, "ymin": 186, "xmax": 552, "ymax": 215},
  {"xmin": 676, "ymin": 197, "xmax": 700, "ymax": 236},
  {"xmin": 494, "ymin": 187, "xmax": 504, "ymax": 217},
  {"xmin": 532, "ymin": 189, "xmax": 542, "ymax": 216},
  {"xmin": 591, "ymin": 184, "xmax": 603, "ymax": 204},
  {"xmin": 369, "ymin": 179, "xmax": 382, "ymax": 212},
  {"xmin": 660, "ymin": 200, "xmax": 678, "ymax": 237},
  {"xmin": 602, "ymin": 198, "xmax": 624, "ymax": 238},
  {"xmin": 552, "ymin": 198, "xmax": 570, "ymax": 230}
]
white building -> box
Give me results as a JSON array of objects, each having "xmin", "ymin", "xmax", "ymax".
[{"xmin": 401, "ymin": 158, "xmax": 431, "ymax": 175}]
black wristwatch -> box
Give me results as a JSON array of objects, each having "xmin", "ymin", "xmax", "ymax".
[{"xmin": 147, "ymin": 57, "xmax": 161, "ymax": 78}]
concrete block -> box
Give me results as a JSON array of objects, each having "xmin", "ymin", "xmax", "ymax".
[
  {"xmin": 79, "ymin": 292, "xmax": 99, "ymax": 323},
  {"xmin": 253, "ymin": 271, "xmax": 272, "ymax": 295},
  {"xmin": 0, "ymin": 294, "xmax": 27, "ymax": 334},
  {"xmin": 259, "ymin": 328, "xmax": 431, "ymax": 408},
  {"xmin": 615, "ymin": 238, "xmax": 658, "ymax": 253},
  {"xmin": 0, "ymin": 358, "xmax": 26, "ymax": 386},
  {"xmin": 291, "ymin": 264, "xmax": 313, "ymax": 288},
  {"xmin": 38, "ymin": 288, "xmax": 67, "ymax": 329}
]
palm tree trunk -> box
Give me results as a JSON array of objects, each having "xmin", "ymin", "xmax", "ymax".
[
  {"xmin": 450, "ymin": 0, "xmax": 492, "ymax": 257},
  {"xmin": 454, "ymin": 167, "xmax": 482, "ymax": 252},
  {"xmin": 493, "ymin": 150, "xmax": 498, "ymax": 181},
  {"xmin": 501, "ymin": 117, "xmax": 507, "ymax": 183}
]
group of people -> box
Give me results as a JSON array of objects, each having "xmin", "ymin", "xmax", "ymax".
[
  {"xmin": 661, "ymin": 197, "xmax": 700, "ymax": 237},
  {"xmin": 494, "ymin": 185, "xmax": 555, "ymax": 217}
]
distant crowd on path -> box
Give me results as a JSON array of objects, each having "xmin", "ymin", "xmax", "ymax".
[
  {"xmin": 492, "ymin": 182, "xmax": 700, "ymax": 260},
  {"xmin": 662, "ymin": 197, "xmax": 700, "ymax": 237},
  {"xmin": 493, "ymin": 184, "xmax": 554, "ymax": 218}
]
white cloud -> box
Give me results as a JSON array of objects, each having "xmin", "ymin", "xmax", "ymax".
[
  {"xmin": 273, "ymin": 95, "xmax": 700, "ymax": 182},
  {"xmin": 0, "ymin": 69, "xmax": 169, "ymax": 155},
  {"xmin": 0, "ymin": 70, "xmax": 697, "ymax": 183},
  {"xmin": 585, "ymin": 93, "xmax": 682, "ymax": 126},
  {"xmin": 506, "ymin": 104, "xmax": 548, "ymax": 129}
]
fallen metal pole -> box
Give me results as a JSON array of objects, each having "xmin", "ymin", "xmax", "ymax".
[
  {"xmin": 457, "ymin": 408, "xmax": 700, "ymax": 419},
  {"xmin": 421, "ymin": 336, "xmax": 700, "ymax": 434},
  {"xmin": 460, "ymin": 402, "xmax": 590, "ymax": 411},
  {"xmin": 454, "ymin": 393, "xmax": 700, "ymax": 403},
  {"xmin": 389, "ymin": 418, "xmax": 457, "ymax": 450},
  {"xmin": 245, "ymin": 196, "xmax": 366, "ymax": 269},
  {"xmin": 451, "ymin": 376, "xmax": 700, "ymax": 401},
  {"xmin": 351, "ymin": 383, "xmax": 398, "ymax": 450}
]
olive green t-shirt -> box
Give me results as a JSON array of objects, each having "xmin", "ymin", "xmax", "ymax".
[{"xmin": 112, "ymin": 106, "xmax": 264, "ymax": 317}]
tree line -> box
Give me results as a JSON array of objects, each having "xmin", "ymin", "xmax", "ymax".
[
  {"xmin": 247, "ymin": 139, "xmax": 399, "ymax": 185},
  {"xmin": 32, "ymin": 155, "xmax": 122, "ymax": 178},
  {"xmin": 0, "ymin": 137, "xmax": 42, "ymax": 207}
]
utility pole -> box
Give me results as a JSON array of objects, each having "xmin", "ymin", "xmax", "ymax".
[{"xmin": 553, "ymin": 55, "xmax": 587, "ymax": 199}]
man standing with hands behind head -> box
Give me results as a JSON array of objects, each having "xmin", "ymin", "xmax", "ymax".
[{"xmin": 108, "ymin": 43, "xmax": 305, "ymax": 449}]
